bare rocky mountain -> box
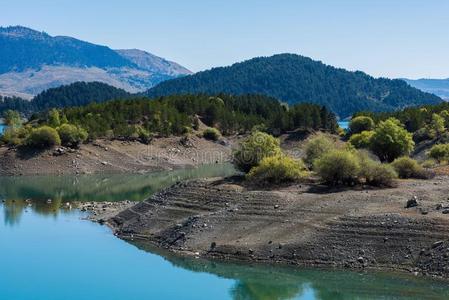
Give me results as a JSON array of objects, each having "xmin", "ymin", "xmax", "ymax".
[{"xmin": 0, "ymin": 26, "xmax": 191, "ymax": 99}]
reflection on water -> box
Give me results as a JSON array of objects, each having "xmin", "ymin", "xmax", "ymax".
[
  {"xmin": 132, "ymin": 241, "xmax": 449, "ymax": 300},
  {"xmin": 1, "ymin": 166, "xmax": 449, "ymax": 299},
  {"xmin": 0, "ymin": 163, "xmax": 236, "ymax": 226}
]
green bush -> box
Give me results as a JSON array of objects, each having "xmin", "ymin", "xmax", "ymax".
[
  {"xmin": 247, "ymin": 155, "xmax": 307, "ymax": 185},
  {"xmin": 1, "ymin": 126, "xmax": 31, "ymax": 146},
  {"xmin": 234, "ymin": 131, "xmax": 282, "ymax": 172},
  {"xmin": 48, "ymin": 109, "xmax": 61, "ymax": 128},
  {"xmin": 349, "ymin": 116, "xmax": 375, "ymax": 134},
  {"xmin": 358, "ymin": 155, "xmax": 397, "ymax": 187},
  {"xmin": 313, "ymin": 149, "xmax": 360, "ymax": 185},
  {"xmin": 202, "ymin": 128, "xmax": 221, "ymax": 141},
  {"xmin": 370, "ymin": 118, "xmax": 414, "ymax": 162},
  {"xmin": 421, "ymin": 159, "xmax": 437, "ymax": 169},
  {"xmin": 26, "ymin": 126, "xmax": 61, "ymax": 148},
  {"xmin": 57, "ymin": 124, "xmax": 88, "ymax": 148},
  {"xmin": 3, "ymin": 110, "xmax": 22, "ymax": 128},
  {"xmin": 429, "ymin": 143, "xmax": 449, "ymax": 162},
  {"xmin": 391, "ymin": 157, "xmax": 428, "ymax": 179},
  {"xmin": 349, "ymin": 130, "xmax": 374, "ymax": 149},
  {"xmin": 304, "ymin": 134, "xmax": 335, "ymax": 166},
  {"xmin": 134, "ymin": 125, "xmax": 152, "ymax": 144}
]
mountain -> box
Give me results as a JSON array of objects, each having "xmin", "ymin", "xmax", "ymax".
[
  {"xmin": 404, "ymin": 78, "xmax": 449, "ymax": 100},
  {"xmin": 146, "ymin": 54, "xmax": 442, "ymax": 118},
  {"xmin": 0, "ymin": 26, "xmax": 191, "ymax": 99},
  {"xmin": 1, "ymin": 82, "xmax": 131, "ymax": 115}
]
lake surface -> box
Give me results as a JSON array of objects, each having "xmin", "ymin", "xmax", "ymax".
[
  {"xmin": 338, "ymin": 121, "xmax": 349, "ymax": 130},
  {"xmin": 0, "ymin": 123, "xmax": 5, "ymax": 135},
  {"xmin": 1, "ymin": 165, "xmax": 449, "ymax": 300}
]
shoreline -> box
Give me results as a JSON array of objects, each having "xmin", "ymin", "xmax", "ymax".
[
  {"xmin": 0, "ymin": 135, "xmax": 236, "ymax": 176},
  {"xmin": 102, "ymin": 176, "xmax": 449, "ymax": 279}
]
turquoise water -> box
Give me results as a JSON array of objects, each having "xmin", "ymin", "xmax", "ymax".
[
  {"xmin": 338, "ymin": 121, "xmax": 349, "ymax": 130},
  {"xmin": 1, "ymin": 167, "xmax": 449, "ymax": 299},
  {"xmin": 0, "ymin": 124, "xmax": 5, "ymax": 135}
]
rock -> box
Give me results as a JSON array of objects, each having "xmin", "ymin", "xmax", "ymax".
[
  {"xmin": 357, "ymin": 256, "xmax": 365, "ymax": 263},
  {"xmin": 442, "ymin": 209, "xmax": 449, "ymax": 214},
  {"xmin": 210, "ymin": 242, "xmax": 216, "ymax": 249},
  {"xmin": 432, "ymin": 241, "xmax": 444, "ymax": 249},
  {"xmin": 405, "ymin": 196, "xmax": 418, "ymax": 208},
  {"xmin": 274, "ymin": 205, "xmax": 280, "ymax": 209}
]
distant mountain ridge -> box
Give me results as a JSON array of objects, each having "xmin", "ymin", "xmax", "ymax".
[
  {"xmin": 404, "ymin": 78, "xmax": 449, "ymax": 100},
  {"xmin": 0, "ymin": 26, "xmax": 191, "ymax": 98},
  {"xmin": 0, "ymin": 81, "xmax": 131, "ymax": 115},
  {"xmin": 147, "ymin": 54, "xmax": 442, "ymax": 118}
]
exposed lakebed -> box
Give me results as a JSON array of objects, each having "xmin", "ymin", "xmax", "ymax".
[{"xmin": 1, "ymin": 165, "xmax": 449, "ymax": 299}]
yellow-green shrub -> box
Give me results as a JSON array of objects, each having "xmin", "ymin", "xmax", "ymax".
[
  {"xmin": 429, "ymin": 144, "xmax": 449, "ymax": 163},
  {"xmin": 202, "ymin": 128, "xmax": 221, "ymax": 141},
  {"xmin": 349, "ymin": 116, "xmax": 375, "ymax": 134},
  {"xmin": 349, "ymin": 130, "xmax": 374, "ymax": 149},
  {"xmin": 1, "ymin": 126, "xmax": 31, "ymax": 146},
  {"xmin": 370, "ymin": 118, "xmax": 414, "ymax": 162},
  {"xmin": 313, "ymin": 149, "xmax": 361, "ymax": 185},
  {"xmin": 358, "ymin": 154, "xmax": 397, "ymax": 187},
  {"xmin": 304, "ymin": 134, "xmax": 334, "ymax": 166},
  {"xmin": 26, "ymin": 126, "xmax": 61, "ymax": 148},
  {"xmin": 233, "ymin": 131, "xmax": 281, "ymax": 172},
  {"xmin": 247, "ymin": 155, "xmax": 307, "ymax": 185},
  {"xmin": 57, "ymin": 124, "xmax": 88, "ymax": 148},
  {"xmin": 391, "ymin": 157, "xmax": 428, "ymax": 179}
]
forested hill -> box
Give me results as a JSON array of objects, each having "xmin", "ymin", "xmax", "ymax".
[
  {"xmin": 146, "ymin": 54, "xmax": 442, "ymax": 118},
  {"xmin": 0, "ymin": 82, "xmax": 130, "ymax": 115}
]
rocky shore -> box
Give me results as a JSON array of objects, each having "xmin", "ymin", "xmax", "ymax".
[
  {"xmin": 105, "ymin": 176, "xmax": 449, "ymax": 279},
  {"xmin": 0, "ymin": 135, "xmax": 234, "ymax": 176}
]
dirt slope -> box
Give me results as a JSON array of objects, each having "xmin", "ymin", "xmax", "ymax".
[
  {"xmin": 0, "ymin": 136, "xmax": 234, "ymax": 176},
  {"xmin": 110, "ymin": 176, "xmax": 449, "ymax": 278}
]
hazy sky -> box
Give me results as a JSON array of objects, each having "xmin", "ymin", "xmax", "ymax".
[{"xmin": 2, "ymin": 0, "xmax": 448, "ymax": 79}]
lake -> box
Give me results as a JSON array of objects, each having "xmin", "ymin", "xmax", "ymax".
[
  {"xmin": 1, "ymin": 165, "xmax": 449, "ymax": 299},
  {"xmin": 338, "ymin": 121, "xmax": 349, "ymax": 130},
  {"xmin": 0, "ymin": 123, "xmax": 5, "ymax": 135}
]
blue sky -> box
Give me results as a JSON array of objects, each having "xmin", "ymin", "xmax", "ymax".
[{"xmin": 2, "ymin": 0, "xmax": 448, "ymax": 78}]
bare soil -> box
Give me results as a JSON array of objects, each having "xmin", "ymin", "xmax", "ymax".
[
  {"xmin": 0, "ymin": 135, "xmax": 235, "ymax": 176},
  {"xmin": 108, "ymin": 176, "xmax": 449, "ymax": 278}
]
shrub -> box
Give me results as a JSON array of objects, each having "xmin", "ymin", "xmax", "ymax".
[
  {"xmin": 313, "ymin": 149, "xmax": 360, "ymax": 185},
  {"xmin": 3, "ymin": 110, "xmax": 22, "ymax": 128},
  {"xmin": 349, "ymin": 130, "xmax": 374, "ymax": 149},
  {"xmin": 202, "ymin": 128, "xmax": 221, "ymax": 141},
  {"xmin": 429, "ymin": 144, "xmax": 449, "ymax": 163},
  {"xmin": 234, "ymin": 131, "xmax": 281, "ymax": 172},
  {"xmin": 421, "ymin": 159, "xmax": 437, "ymax": 169},
  {"xmin": 134, "ymin": 125, "xmax": 152, "ymax": 144},
  {"xmin": 48, "ymin": 109, "xmax": 61, "ymax": 128},
  {"xmin": 428, "ymin": 113, "xmax": 446, "ymax": 138},
  {"xmin": 247, "ymin": 155, "xmax": 307, "ymax": 185},
  {"xmin": 1, "ymin": 126, "xmax": 31, "ymax": 146},
  {"xmin": 304, "ymin": 134, "xmax": 335, "ymax": 166},
  {"xmin": 26, "ymin": 126, "xmax": 61, "ymax": 148},
  {"xmin": 349, "ymin": 116, "xmax": 375, "ymax": 134},
  {"xmin": 360, "ymin": 158, "xmax": 397, "ymax": 187},
  {"xmin": 57, "ymin": 124, "xmax": 88, "ymax": 148},
  {"xmin": 413, "ymin": 127, "xmax": 432, "ymax": 143},
  {"xmin": 370, "ymin": 118, "xmax": 414, "ymax": 162},
  {"xmin": 391, "ymin": 157, "xmax": 428, "ymax": 179}
]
